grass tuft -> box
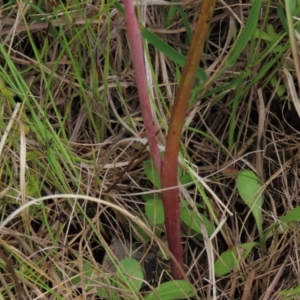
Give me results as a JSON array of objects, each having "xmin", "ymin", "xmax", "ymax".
[{"xmin": 0, "ymin": 0, "xmax": 300, "ymax": 299}]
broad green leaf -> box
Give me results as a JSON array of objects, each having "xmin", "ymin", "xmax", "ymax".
[
  {"xmin": 262, "ymin": 206, "xmax": 300, "ymax": 243},
  {"xmin": 144, "ymin": 160, "xmax": 161, "ymax": 189},
  {"xmin": 280, "ymin": 206, "xmax": 300, "ymax": 223},
  {"xmin": 145, "ymin": 198, "xmax": 165, "ymax": 225},
  {"xmin": 236, "ymin": 170, "xmax": 263, "ymax": 237},
  {"xmin": 180, "ymin": 208, "xmax": 214, "ymax": 236},
  {"xmin": 214, "ymin": 242, "xmax": 258, "ymax": 277},
  {"xmin": 144, "ymin": 280, "xmax": 195, "ymax": 300},
  {"xmin": 116, "ymin": 258, "xmax": 143, "ymax": 293},
  {"xmin": 290, "ymin": 0, "xmax": 298, "ymax": 15},
  {"xmin": 179, "ymin": 173, "xmax": 194, "ymax": 187},
  {"xmin": 141, "ymin": 193, "xmax": 155, "ymax": 202}
]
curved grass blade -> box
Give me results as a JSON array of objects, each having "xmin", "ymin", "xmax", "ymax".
[{"xmin": 225, "ymin": 0, "xmax": 262, "ymax": 67}]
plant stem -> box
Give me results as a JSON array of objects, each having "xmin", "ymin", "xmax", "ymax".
[
  {"xmin": 161, "ymin": 0, "xmax": 216, "ymax": 279},
  {"xmin": 121, "ymin": 0, "xmax": 162, "ymax": 174}
]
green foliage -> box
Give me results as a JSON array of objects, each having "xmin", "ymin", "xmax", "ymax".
[
  {"xmin": 116, "ymin": 258, "xmax": 144, "ymax": 293},
  {"xmin": 279, "ymin": 285, "xmax": 300, "ymax": 299},
  {"xmin": 236, "ymin": 170, "xmax": 264, "ymax": 238},
  {"xmin": 70, "ymin": 260, "xmax": 194, "ymax": 300},
  {"xmin": 280, "ymin": 206, "xmax": 300, "ymax": 223},
  {"xmin": 225, "ymin": 0, "xmax": 262, "ymax": 67},
  {"xmin": 179, "ymin": 206, "xmax": 214, "ymax": 237},
  {"xmin": 26, "ymin": 174, "xmax": 40, "ymax": 197},
  {"xmin": 143, "ymin": 157, "xmax": 214, "ymax": 240},
  {"xmin": 214, "ymin": 242, "xmax": 258, "ymax": 277},
  {"xmin": 145, "ymin": 198, "xmax": 165, "ymax": 225},
  {"xmin": 180, "ymin": 199, "xmax": 206, "ymax": 210},
  {"xmin": 144, "ymin": 280, "xmax": 195, "ymax": 300},
  {"xmin": 141, "ymin": 27, "xmax": 207, "ymax": 82},
  {"xmin": 179, "ymin": 173, "xmax": 194, "ymax": 188},
  {"xmin": 270, "ymin": 76, "xmax": 285, "ymax": 98},
  {"xmin": 0, "ymin": 78, "xmax": 14, "ymax": 99},
  {"xmin": 254, "ymin": 24, "xmax": 286, "ymax": 98},
  {"xmin": 132, "ymin": 220, "xmax": 152, "ymax": 242},
  {"xmin": 262, "ymin": 206, "xmax": 300, "ymax": 243},
  {"xmin": 132, "ymin": 217, "xmax": 163, "ymax": 242},
  {"xmin": 114, "ymin": 0, "xmax": 206, "ymax": 81},
  {"xmin": 144, "ymin": 160, "xmax": 162, "ymax": 189},
  {"xmin": 164, "ymin": 0, "xmax": 192, "ymax": 44},
  {"xmin": 134, "ymin": 190, "xmax": 165, "ymax": 242},
  {"xmin": 143, "ymin": 158, "xmax": 188, "ymax": 189},
  {"xmin": 71, "ymin": 259, "xmax": 143, "ymax": 299}
]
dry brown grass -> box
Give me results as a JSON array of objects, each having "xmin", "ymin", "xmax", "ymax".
[{"xmin": 0, "ymin": 0, "xmax": 300, "ymax": 299}]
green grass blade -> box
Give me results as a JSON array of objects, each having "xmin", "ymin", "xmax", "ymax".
[
  {"xmin": 141, "ymin": 27, "xmax": 207, "ymax": 82},
  {"xmin": 166, "ymin": 0, "xmax": 193, "ymax": 44},
  {"xmin": 225, "ymin": 0, "xmax": 262, "ymax": 67}
]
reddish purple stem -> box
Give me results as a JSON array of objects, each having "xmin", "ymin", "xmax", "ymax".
[
  {"xmin": 122, "ymin": 0, "xmax": 162, "ymax": 174},
  {"xmin": 121, "ymin": 0, "xmax": 185, "ymax": 279}
]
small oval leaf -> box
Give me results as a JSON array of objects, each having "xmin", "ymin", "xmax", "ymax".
[
  {"xmin": 179, "ymin": 173, "xmax": 194, "ymax": 187},
  {"xmin": 144, "ymin": 160, "xmax": 161, "ymax": 189},
  {"xmin": 214, "ymin": 242, "xmax": 258, "ymax": 277},
  {"xmin": 144, "ymin": 280, "xmax": 195, "ymax": 300},
  {"xmin": 236, "ymin": 170, "xmax": 264, "ymax": 237},
  {"xmin": 145, "ymin": 198, "xmax": 165, "ymax": 225},
  {"xmin": 180, "ymin": 208, "xmax": 214, "ymax": 236},
  {"xmin": 116, "ymin": 258, "xmax": 144, "ymax": 293}
]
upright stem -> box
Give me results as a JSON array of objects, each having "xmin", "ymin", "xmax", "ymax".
[
  {"xmin": 121, "ymin": 0, "xmax": 216, "ymax": 280},
  {"xmin": 161, "ymin": 0, "xmax": 216, "ymax": 279},
  {"xmin": 122, "ymin": 0, "xmax": 162, "ymax": 173}
]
